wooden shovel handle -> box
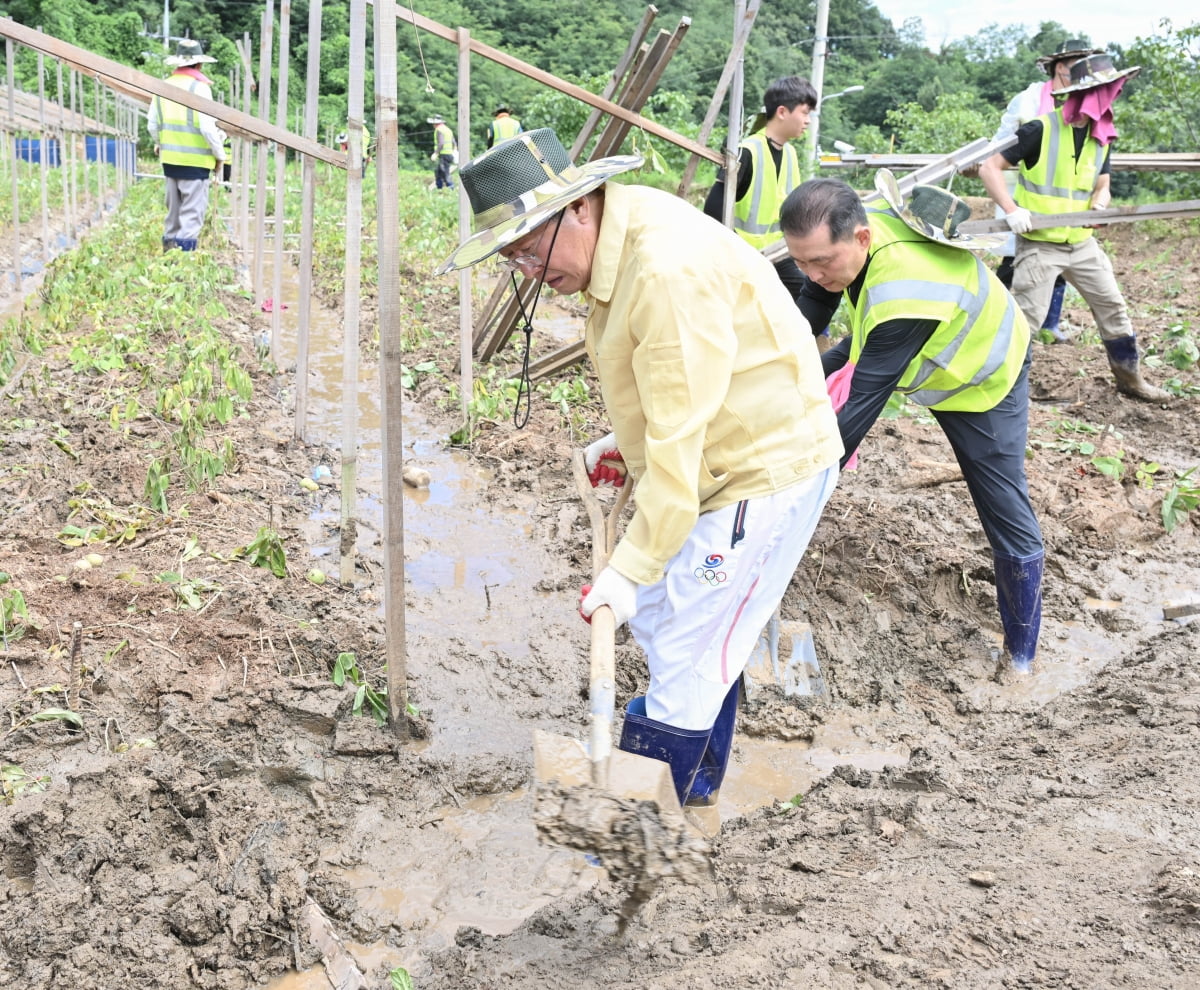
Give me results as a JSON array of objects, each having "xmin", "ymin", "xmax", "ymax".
[{"xmin": 571, "ymin": 450, "xmax": 632, "ymax": 788}]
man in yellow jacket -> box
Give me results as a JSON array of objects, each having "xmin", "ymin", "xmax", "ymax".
[
  {"xmin": 436, "ymin": 129, "xmax": 841, "ymax": 811},
  {"xmin": 782, "ymin": 173, "xmax": 1044, "ymax": 676},
  {"xmin": 147, "ymin": 39, "xmax": 226, "ymax": 252}
]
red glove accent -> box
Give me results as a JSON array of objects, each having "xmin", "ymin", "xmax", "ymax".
[
  {"xmin": 588, "ymin": 452, "xmax": 626, "ymax": 488},
  {"xmin": 578, "ymin": 584, "xmax": 593, "ymax": 624}
]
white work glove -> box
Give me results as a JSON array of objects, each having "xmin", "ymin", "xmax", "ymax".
[
  {"xmin": 583, "ymin": 432, "xmax": 626, "ymax": 488},
  {"xmin": 579, "ymin": 567, "xmax": 640, "ymax": 628},
  {"xmin": 1005, "ymin": 207, "xmax": 1034, "ymax": 234},
  {"xmin": 430, "ymin": 152, "xmax": 438, "ymax": 162}
]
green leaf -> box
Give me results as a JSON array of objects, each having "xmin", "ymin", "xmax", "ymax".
[
  {"xmin": 389, "ymin": 967, "xmax": 413, "ymax": 990},
  {"xmin": 31, "ymin": 708, "xmax": 83, "ymax": 728}
]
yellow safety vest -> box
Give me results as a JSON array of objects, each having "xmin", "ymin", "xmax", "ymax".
[
  {"xmin": 154, "ymin": 74, "xmax": 216, "ymax": 171},
  {"xmin": 1013, "ymin": 107, "xmax": 1105, "ymax": 245},
  {"xmin": 433, "ymin": 123, "xmax": 456, "ymax": 156},
  {"xmin": 846, "ymin": 211, "xmax": 1030, "ymax": 412},
  {"xmin": 732, "ymin": 133, "xmax": 800, "ymax": 249},
  {"xmin": 489, "ymin": 115, "xmax": 522, "ymax": 143}
]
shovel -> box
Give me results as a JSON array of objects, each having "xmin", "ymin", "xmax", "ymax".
[{"xmin": 532, "ymin": 450, "xmax": 710, "ymax": 895}]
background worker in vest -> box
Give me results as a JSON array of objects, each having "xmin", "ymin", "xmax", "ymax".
[
  {"xmin": 782, "ymin": 175, "xmax": 1045, "ymax": 676},
  {"xmin": 984, "ymin": 40, "xmax": 1101, "ymax": 343},
  {"xmin": 978, "ymin": 53, "xmax": 1169, "ymax": 403},
  {"xmin": 427, "ymin": 114, "xmax": 457, "ymax": 190},
  {"xmin": 336, "ymin": 122, "xmax": 371, "ymax": 169},
  {"xmin": 147, "ymin": 39, "xmax": 226, "ymax": 252},
  {"xmin": 703, "ymin": 76, "xmax": 822, "ymax": 337},
  {"xmin": 485, "ymin": 105, "xmax": 522, "ymax": 148}
]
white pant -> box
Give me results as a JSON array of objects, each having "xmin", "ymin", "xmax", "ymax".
[
  {"xmin": 630, "ymin": 465, "xmax": 837, "ymax": 730},
  {"xmin": 164, "ymin": 177, "xmax": 211, "ymax": 243}
]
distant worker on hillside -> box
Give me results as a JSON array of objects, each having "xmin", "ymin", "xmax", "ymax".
[
  {"xmin": 435, "ymin": 129, "xmax": 841, "ymax": 812},
  {"xmin": 704, "ymin": 75, "xmax": 826, "ymax": 343},
  {"xmin": 485, "ymin": 105, "xmax": 522, "ymax": 148},
  {"xmin": 782, "ymin": 175, "xmax": 1045, "ymax": 677},
  {"xmin": 979, "ymin": 53, "xmax": 1170, "ymax": 402},
  {"xmin": 427, "ymin": 114, "xmax": 457, "ymax": 190},
  {"xmin": 336, "ymin": 122, "xmax": 371, "ymax": 169},
  {"xmin": 982, "ymin": 39, "xmax": 1101, "ymax": 343},
  {"xmin": 147, "ymin": 39, "xmax": 226, "ymax": 252}
]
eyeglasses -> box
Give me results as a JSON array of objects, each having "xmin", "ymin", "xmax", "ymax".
[{"xmin": 497, "ymin": 252, "xmax": 544, "ymax": 273}]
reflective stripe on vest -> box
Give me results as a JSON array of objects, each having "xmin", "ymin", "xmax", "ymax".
[
  {"xmin": 1013, "ymin": 108, "xmax": 1104, "ymax": 245},
  {"xmin": 434, "ymin": 123, "xmax": 455, "ymax": 155},
  {"xmin": 732, "ymin": 134, "xmax": 800, "ymax": 249},
  {"xmin": 155, "ymin": 76, "xmax": 216, "ymax": 170},
  {"xmin": 490, "ymin": 116, "xmax": 521, "ymax": 142},
  {"xmin": 847, "ymin": 212, "xmax": 1030, "ymax": 411}
]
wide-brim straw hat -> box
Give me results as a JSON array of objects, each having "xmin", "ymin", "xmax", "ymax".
[
  {"xmin": 1056, "ymin": 53, "xmax": 1141, "ymax": 95},
  {"xmin": 1035, "ymin": 38, "xmax": 1102, "ymax": 75},
  {"xmin": 426, "ymin": 115, "xmax": 445, "ymax": 125},
  {"xmin": 434, "ymin": 128, "xmax": 642, "ymax": 275},
  {"xmin": 874, "ymin": 170, "xmax": 1008, "ymax": 253},
  {"xmin": 165, "ymin": 39, "xmax": 217, "ymax": 67}
]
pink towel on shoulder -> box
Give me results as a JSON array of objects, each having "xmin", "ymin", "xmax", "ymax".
[
  {"xmin": 826, "ymin": 360, "xmax": 859, "ymax": 471},
  {"xmin": 1062, "ymin": 78, "xmax": 1126, "ymax": 146}
]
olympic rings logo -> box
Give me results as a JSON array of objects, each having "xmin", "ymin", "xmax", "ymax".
[{"xmin": 694, "ymin": 566, "xmax": 728, "ymax": 586}]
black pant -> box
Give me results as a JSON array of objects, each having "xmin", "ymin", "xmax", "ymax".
[{"xmin": 932, "ymin": 346, "xmax": 1043, "ymax": 559}]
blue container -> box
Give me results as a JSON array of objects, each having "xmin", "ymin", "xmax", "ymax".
[
  {"xmin": 84, "ymin": 136, "xmax": 135, "ymax": 173},
  {"xmin": 14, "ymin": 137, "xmax": 61, "ymax": 166}
]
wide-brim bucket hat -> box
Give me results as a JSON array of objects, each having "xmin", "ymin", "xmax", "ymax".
[
  {"xmin": 1056, "ymin": 53, "xmax": 1141, "ymax": 94},
  {"xmin": 1035, "ymin": 38, "xmax": 1102, "ymax": 75},
  {"xmin": 875, "ymin": 170, "xmax": 1008, "ymax": 253},
  {"xmin": 493, "ymin": 105, "xmax": 512, "ymax": 115},
  {"xmin": 434, "ymin": 128, "xmax": 642, "ymax": 275},
  {"xmin": 165, "ymin": 39, "xmax": 217, "ymax": 67},
  {"xmin": 426, "ymin": 115, "xmax": 445, "ymax": 125}
]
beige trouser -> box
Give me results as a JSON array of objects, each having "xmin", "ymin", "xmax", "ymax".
[{"xmin": 1011, "ymin": 236, "xmax": 1133, "ymax": 341}]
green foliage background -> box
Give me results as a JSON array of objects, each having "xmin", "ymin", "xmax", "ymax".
[{"xmin": 3, "ymin": 2, "xmax": 1196, "ymax": 197}]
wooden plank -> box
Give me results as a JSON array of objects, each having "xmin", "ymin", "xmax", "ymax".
[
  {"xmin": 1163, "ymin": 601, "xmax": 1200, "ymax": 621},
  {"xmin": 832, "ymin": 151, "xmax": 1200, "ymax": 173},
  {"xmin": 0, "ymin": 16, "xmax": 346, "ymax": 168},
  {"xmin": 676, "ymin": 0, "xmax": 761, "ymax": 198},
  {"xmin": 529, "ymin": 339, "xmax": 588, "ymax": 381},
  {"xmin": 591, "ymin": 18, "xmax": 691, "ymax": 160},
  {"xmin": 957, "ymin": 199, "xmax": 1200, "ymax": 235},
  {"xmin": 392, "ymin": 5, "xmax": 721, "ymax": 165},
  {"xmin": 571, "ymin": 4, "xmax": 659, "ymax": 159}
]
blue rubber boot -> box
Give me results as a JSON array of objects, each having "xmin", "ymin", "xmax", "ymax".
[
  {"xmin": 1102, "ymin": 335, "xmax": 1170, "ymax": 402},
  {"xmin": 684, "ymin": 681, "xmax": 741, "ymax": 806},
  {"xmin": 175, "ymin": 238, "xmax": 199, "ymax": 252},
  {"xmin": 1042, "ymin": 278, "xmax": 1068, "ymax": 342},
  {"xmin": 618, "ymin": 697, "xmax": 709, "ymax": 808},
  {"xmin": 993, "ymin": 550, "xmax": 1044, "ymax": 674}
]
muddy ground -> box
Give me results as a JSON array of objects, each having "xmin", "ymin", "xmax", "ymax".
[{"xmin": 1, "ymin": 204, "xmax": 1198, "ymax": 989}]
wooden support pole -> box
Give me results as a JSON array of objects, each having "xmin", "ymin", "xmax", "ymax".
[
  {"xmin": 457, "ymin": 28, "xmax": 473, "ymax": 424},
  {"xmin": 374, "ymin": 0, "xmax": 411, "ymax": 740},
  {"xmin": 340, "ymin": 0, "xmax": 367, "ymax": 587},
  {"xmin": 253, "ymin": 2, "xmax": 274, "ymax": 311},
  {"xmin": 294, "ymin": 0, "xmax": 322, "ymax": 443},
  {"xmin": 270, "ymin": 0, "xmax": 291, "ymax": 361}
]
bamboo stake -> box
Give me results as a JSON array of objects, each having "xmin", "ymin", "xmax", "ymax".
[
  {"xmin": 238, "ymin": 34, "xmax": 254, "ymax": 263},
  {"xmin": 36, "ymin": 38, "xmax": 49, "ymax": 262},
  {"xmin": 271, "ymin": 1, "xmax": 291, "ymax": 361},
  {"xmin": 340, "ymin": 0, "xmax": 366, "ymax": 587},
  {"xmin": 294, "ymin": 0, "xmax": 322, "ymax": 443},
  {"xmin": 7, "ymin": 39, "xmax": 19, "ymax": 292},
  {"xmin": 457, "ymin": 27, "xmax": 472, "ymax": 424},
  {"xmin": 253, "ymin": 3, "xmax": 274, "ymax": 314},
  {"xmin": 373, "ymin": 0, "xmax": 410, "ymax": 740}
]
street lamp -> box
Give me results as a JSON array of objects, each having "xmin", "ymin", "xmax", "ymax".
[{"xmin": 810, "ymin": 85, "xmax": 864, "ymax": 170}]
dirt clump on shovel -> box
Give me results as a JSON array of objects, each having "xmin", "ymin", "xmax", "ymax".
[{"xmin": 534, "ymin": 782, "xmax": 712, "ymax": 885}]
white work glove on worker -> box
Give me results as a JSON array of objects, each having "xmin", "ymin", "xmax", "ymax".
[
  {"xmin": 1005, "ymin": 207, "xmax": 1034, "ymax": 234},
  {"xmin": 579, "ymin": 567, "xmax": 639, "ymax": 628},
  {"xmin": 583, "ymin": 432, "xmax": 626, "ymax": 488}
]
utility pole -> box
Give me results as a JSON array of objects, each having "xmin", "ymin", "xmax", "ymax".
[{"xmin": 804, "ymin": 0, "xmax": 830, "ymax": 179}]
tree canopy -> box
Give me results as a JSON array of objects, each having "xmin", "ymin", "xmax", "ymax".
[{"xmin": 3, "ymin": 2, "xmax": 1195, "ymax": 195}]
